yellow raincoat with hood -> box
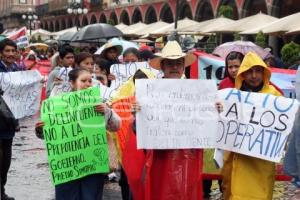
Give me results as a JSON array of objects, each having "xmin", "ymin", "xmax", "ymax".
[{"xmin": 222, "ymin": 52, "xmax": 282, "ymax": 200}]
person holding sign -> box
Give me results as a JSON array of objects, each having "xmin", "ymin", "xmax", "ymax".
[
  {"xmin": 40, "ymin": 68, "xmax": 121, "ymax": 200},
  {"xmin": 0, "ymin": 39, "xmax": 21, "ymax": 200},
  {"xmin": 221, "ymin": 52, "xmax": 282, "ymax": 200},
  {"xmin": 100, "ymin": 42, "xmax": 123, "ymax": 86},
  {"xmin": 46, "ymin": 46, "xmax": 75, "ymax": 98},
  {"xmin": 132, "ymin": 41, "xmax": 222, "ymax": 200}
]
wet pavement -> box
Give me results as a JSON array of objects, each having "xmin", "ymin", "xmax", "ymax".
[{"xmin": 5, "ymin": 116, "xmax": 298, "ymax": 200}]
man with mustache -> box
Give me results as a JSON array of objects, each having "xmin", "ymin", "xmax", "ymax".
[
  {"xmin": 0, "ymin": 39, "xmax": 19, "ymax": 200},
  {"xmin": 0, "ymin": 39, "xmax": 19, "ymax": 73}
]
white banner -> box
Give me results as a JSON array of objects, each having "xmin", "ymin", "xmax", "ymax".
[
  {"xmin": 217, "ymin": 88, "xmax": 299, "ymax": 162},
  {"xmin": 136, "ymin": 79, "xmax": 219, "ymax": 149},
  {"xmin": 0, "ymin": 70, "xmax": 43, "ymax": 119}
]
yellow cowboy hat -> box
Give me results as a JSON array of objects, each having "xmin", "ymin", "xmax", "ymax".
[{"xmin": 149, "ymin": 40, "xmax": 196, "ymax": 70}]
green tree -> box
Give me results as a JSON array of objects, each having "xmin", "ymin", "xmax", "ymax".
[
  {"xmin": 108, "ymin": 19, "xmax": 115, "ymax": 25},
  {"xmin": 37, "ymin": 35, "xmax": 43, "ymax": 43},
  {"xmin": 30, "ymin": 35, "xmax": 37, "ymax": 43},
  {"xmin": 233, "ymin": 32, "xmax": 241, "ymax": 41},
  {"xmin": 218, "ymin": 5, "xmax": 234, "ymax": 19},
  {"xmin": 280, "ymin": 42, "xmax": 300, "ymax": 67},
  {"xmin": 255, "ymin": 31, "xmax": 266, "ymax": 48}
]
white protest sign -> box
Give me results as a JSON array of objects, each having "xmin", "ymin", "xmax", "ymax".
[
  {"xmin": 50, "ymin": 82, "xmax": 72, "ymax": 97},
  {"xmin": 0, "ymin": 70, "xmax": 43, "ymax": 119},
  {"xmin": 217, "ymin": 88, "xmax": 299, "ymax": 163},
  {"xmin": 57, "ymin": 67, "xmax": 72, "ymax": 81},
  {"xmin": 50, "ymin": 79, "xmax": 113, "ymax": 103},
  {"xmin": 110, "ymin": 62, "xmax": 162, "ymax": 91},
  {"xmin": 136, "ymin": 79, "xmax": 219, "ymax": 149}
]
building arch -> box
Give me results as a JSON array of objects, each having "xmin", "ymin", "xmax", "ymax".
[
  {"xmin": 242, "ymin": 0, "xmax": 267, "ymax": 17},
  {"xmin": 195, "ymin": 0, "xmax": 214, "ymax": 21},
  {"xmin": 67, "ymin": 18, "xmax": 73, "ymax": 28},
  {"xmin": 49, "ymin": 21, "xmax": 54, "ymax": 32},
  {"xmin": 120, "ymin": 10, "xmax": 130, "ymax": 25},
  {"xmin": 159, "ymin": 3, "xmax": 174, "ymax": 23},
  {"xmin": 99, "ymin": 13, "xmax": 107, "ymax": 23},
  {"xmin": 109, "ymin": 11, "xmax": 118, "ymax": 25},
  {"xmin": 82, "ymin": 15, "xmax": 89, "ymax": 27},
  {"xmin": 44, "ymin": 22, "xmax": 49, "ymax": 30},
  {"xmin": 55, "ymin": 20, "xmax": 60, "ymax": 31},
  {"xmin": 132, "ymin": 7, "xmax": 143, "ymax": 23},
  {"xmin": 217, "ymin": 0, "xmax": 239, "ymax": 19},
  {"xmin": 75, "ymin": 16, "xmax": 80, "ymax": 28},
  {"xmin": 90, "ymin": 14, "xmax": 97, "ymax": 24},
  {"xmin": 145, "ymin": 6, "xmax": 157, "ymax": 24},
  {"xmin": 271, "ymin": 0, "xmax": 300, "ymax": 17},
  {"xmin": 178, "ymin": 0, "xmax": 193, "ymax": 20},
  {"xmin": 61, "ymin": 19, "xmax": 66, "ymax": 30}
]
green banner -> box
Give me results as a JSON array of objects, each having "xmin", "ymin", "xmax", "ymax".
[{"xmin": 41, "ymin": 87, "xmax": 109, "ymax": 185}]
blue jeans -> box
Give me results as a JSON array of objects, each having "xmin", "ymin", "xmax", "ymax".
[{"xmin": 55, "ymin": 173, "xmax": 105, "ymax": 200}]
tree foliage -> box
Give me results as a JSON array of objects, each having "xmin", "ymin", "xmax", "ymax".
[{"xmin": 280, "ymin": 41, "xmax": 300, "ymax": 66}]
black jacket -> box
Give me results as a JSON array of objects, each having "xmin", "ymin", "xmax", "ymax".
[
  {"xmin": 0, "ymin": 61, "xmax": 19, "ymax": 139},
  {"xmin": 0, "ymin": 61, "xmax": 19, "ymax": 72}
]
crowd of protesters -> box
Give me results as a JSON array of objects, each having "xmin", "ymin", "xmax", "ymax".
[{"xmin": 0, "ymin": 35, "xmax": 300, "ymax": 200}]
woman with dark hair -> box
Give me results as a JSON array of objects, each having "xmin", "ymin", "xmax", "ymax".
[
  {"xmin": 36, "ymin": 68, "xmax": 121, "ymax": 200},
  {"xmin": 122, "ymin": 48, "xmax": 139, "ymax": 63},
  {"xmin": 219, "ymin": 51, "xmax": 244, "ymax": 89},
  {"xmin": 75, "ymin": 52, "xmax": 94, "ymax": 73},
  {"xmin": 100, "ymin": 42, "xmax": 123, "ymax": 86}
]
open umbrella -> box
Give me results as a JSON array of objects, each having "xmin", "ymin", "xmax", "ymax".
[
  {"xmin": 95, "ymin": 38, "xmax": 138, "ymax": 55},
  {"xmin": 0, "ymin": 35, "xmax": 6, "ymax": 42},
  {"xmin": 72, "ymin": 23, "xmax": 123, "ymax": 42},
  {"xmin": 177, "ymin": 16, "xmax": 235, "ymax": 33},
  {"xmin": 213, "ymin": 12, "xmax": 278, "ymax": 34},
  {"xmin": 58, "ymin": 31, "xmax": 77, "ymax": 42},
  {"xmin": 213, "ymin": 41, "xmax": 271, "ymax": 59},
  {"xmin": 115, "ymin": 23, "xmax": 128, "ymax": 32},
  {"xmin": 241, "ymin": 12, "xmax": 300, "ymax": 35}
]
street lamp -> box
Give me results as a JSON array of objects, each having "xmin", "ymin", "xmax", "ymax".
[
  {"xmin": 22, "ymin": 8, "xmax": 38, "ymax": 36},
  {"xmin": 67, "ymin": 0, "xmax": 88, "ymax": 30}
]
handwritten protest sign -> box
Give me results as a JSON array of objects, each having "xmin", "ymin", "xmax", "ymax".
[
  {"xmin": 109, "ymin": 62, "xmax": 163, "ymax": 98},
  {"xmin": 41, "ymin": 87, "xmax": 109, "ymax": 185},
  {"xmin": 136, "ymin": 79, "xmax": 219, "ymax": 149},
  {"xmin": 0, "ymin": 70, "xmax": 42, "ymax": 119},
  {"xmin": 217, "ymin": 88, "xmax": 299, "ymax": 162}
]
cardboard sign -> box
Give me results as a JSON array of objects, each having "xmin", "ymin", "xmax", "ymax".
[
  {"xmin": 136, "ymin": 79, "xmax": 219, "ymax": 149},
  {"xmin": 0, "ymin": 70, "xmax": 43, "ymax": 119},
  {"xmin": 41, "ymin": 87, "xmax": 109, "ymax": 185},
  {"xmin": 217, "ymin": 88, "xmax": 299, "ymax": 162}
]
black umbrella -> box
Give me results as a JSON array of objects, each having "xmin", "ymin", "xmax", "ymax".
[
  {"xmin": 58, "ymin": 31, "xmax": 77, "ymax": 42},
  {"xmin": 71, "ymin": 23, "xmax": 123, "ymax": 42}
]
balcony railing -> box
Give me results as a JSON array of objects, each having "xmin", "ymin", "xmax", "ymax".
[{"xmin": 107, "ymin": 0, "xmax": 163, "ymax": 9}]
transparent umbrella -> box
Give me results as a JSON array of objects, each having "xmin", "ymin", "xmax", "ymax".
[{"xmin": 213, "ymin": 41, "xmax": 271, "ymax": 59}]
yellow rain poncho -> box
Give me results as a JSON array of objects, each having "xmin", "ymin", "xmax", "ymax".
[
  {"xmin": 222, "ymin": 52, "xmax": 282, "ymax": 200},
  {"xmin": 108, "ymin": 68, "xmax": 156, "ymax": 161}
]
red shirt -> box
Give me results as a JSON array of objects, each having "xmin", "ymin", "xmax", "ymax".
[{"xmin": 219, "ymin": 77, "xmax": 234, "ymax": 89}]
